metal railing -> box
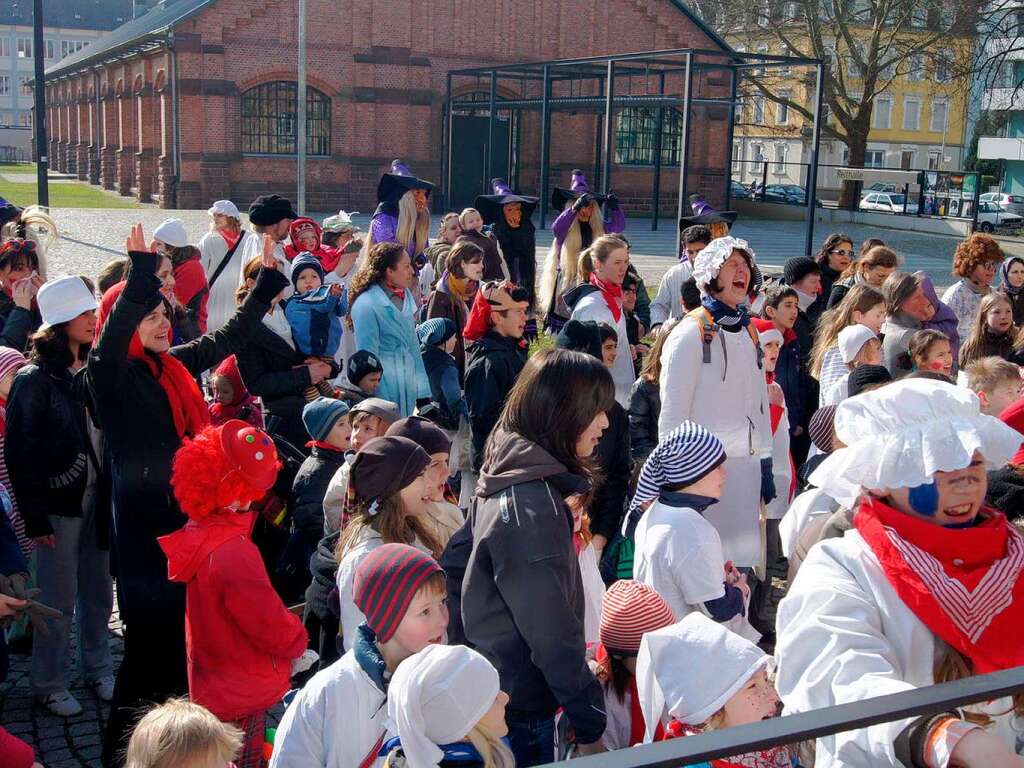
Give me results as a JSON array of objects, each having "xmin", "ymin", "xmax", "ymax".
[{"xmin": 541, "ymin": 666, "xmax": 1024, "ymax": 767}]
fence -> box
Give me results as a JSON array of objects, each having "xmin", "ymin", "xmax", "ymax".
[{"xmin": 540, "ymin": 666, "xmax": 1024, "ymax": 767}]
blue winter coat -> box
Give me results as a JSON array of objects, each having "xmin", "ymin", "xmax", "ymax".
[
  {"xmin": 284, "ymin": 286, "xmax": 346, "ymax": 358},
  {"xmin": 350, "ymin": 284, "xmax": 429, "ymax": 416}
]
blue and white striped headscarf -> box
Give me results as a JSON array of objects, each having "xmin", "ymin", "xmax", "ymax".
[{"xmin": 628, "ymin": 422, "xmax": 727, "ymax": 524}]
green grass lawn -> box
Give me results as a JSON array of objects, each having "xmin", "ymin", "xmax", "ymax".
[{"xmin": 1, "ymin": 163, "xmax": 142, "ymax": 209}]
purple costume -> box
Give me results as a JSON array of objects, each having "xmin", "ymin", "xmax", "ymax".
[{"xmin": 370, "ymin": 159, "xmax": 433, "ymax": 266}]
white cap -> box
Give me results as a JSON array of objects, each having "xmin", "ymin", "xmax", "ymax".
[
  {"xmin": 636, "ymin": 613, "xmax": 769, "ymax": 740},
  {"xmin": 691, "ymin": 236, "xmax": 755, "ymax": 297},
  {"xmin": 37, "ymin": 276, "xmax": 98, "ymax": 330},
  {"xmin": 207, "ymin": 200, "xmax": 241, "ymax": 219},
  {"xmin": 837, "ymin": 323, "xmax": 877, "ymax": 364},
  {"xmin": 809, "ymin": 378, "xmax": 1024, "ymax": 507},
  {"xmin": 153, "ymin": 218, "xmax": 189, "ymax": 249},
  {"xmin": 388, "ymin": 644, "xmax": 500, "ymax": 767}
]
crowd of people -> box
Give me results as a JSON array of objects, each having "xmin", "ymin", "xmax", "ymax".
[{"xmin": 2, "ymin": 161, "xmax": 1024, "ymax": 768}]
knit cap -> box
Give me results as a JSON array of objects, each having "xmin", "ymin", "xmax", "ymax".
[
  {"xmin": 847, "ymin": 364, "xmax": 893, "ymax": 398},
  {"xmin": 353, "ymin": 543, "xmax": 444, "ymax": 642},
  {"xmin": 808, "ymin": 405, "xmax": 838, "ymax": 454},
  {"xmin": 386, "ymin": 416, "xmax": 451, "ymax": 456},
  {"xmin": 838, "ymin": 324, "xmax": 877, "ymax": 364},
  {"xmin": 347, "ymin": 350, "xmax": 384, "ymax": 386},
  {"xmin": 350, "ymin": 435, "xmax": 430, "ymax": 504},
  {"xmin": 630, "ymin": 421, "xmax": 726, "ymax": 516},
  {"xmin": 599, "ymin": 580, "xmax": 675, "ymax": 656},
  {"xmin": 351, "ymin": 397, "xmax": 400, "ymax": 425},
  {"xmin": 555, "ymin": 319, "xmax": 603, "ymax": 361},
  {"xmin": 783, "ymin": 256, "xmax": 820, "ymax": 287},
  {"xmin": 291, "ymin": 253, "xmax": 325, "ymax": 290},
  {"xmin": 416, "ymin": 317, "xmax": 456, "ymax": 348},
  {"xmin": 302, "ymin": 397, "xmax": 351, "ymax": 442},
  {"xmin": 750, "ymin": 317, "xmax": 783, "ymax": 347},
  {"xmin": 0, "ymin": 346, "xmax": 27, "ymax": 384}
]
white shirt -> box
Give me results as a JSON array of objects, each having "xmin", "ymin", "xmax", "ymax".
[
  {"xmin": 650, "ymin": 261, "xmax": 694, "ymax": 328},
  {"xmin": 237, "ymin": 230, "xmax": 292, "ymax": 296},
  {"xmin": 570, "ymin": 289, "xmax": 635, "ymax": 407},
  {"xmin": 198, "ymin": 230, "xmax": 250, "ymax": 332}
]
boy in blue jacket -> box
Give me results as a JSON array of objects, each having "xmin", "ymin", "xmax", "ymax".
[{"xmin": 285, "ymin": 254, "xmax": 346, "ymax": 399}]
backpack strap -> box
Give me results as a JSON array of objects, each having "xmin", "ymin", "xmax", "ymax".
[
  {"xmin": 747, "ymin": 324, "xmax": 765, "ymax": 370},
  {"xmin": 685, "ymin": 306, "xmax": 717, "ymax": 364}
]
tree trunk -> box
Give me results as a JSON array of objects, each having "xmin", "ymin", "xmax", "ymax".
[{"xmin": 839, "ymin": 128, "xmax": 870, "ymax": 210}]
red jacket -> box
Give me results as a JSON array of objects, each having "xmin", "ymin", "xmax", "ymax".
[
  {"xmin": 173, "ymin": 258, "xmax": 210, "ymax": 334},
  {"xmin": 0, "ymin": 727, "xmax": 34, "ymax": 768},
  {"xmin": 159, "ymin": 511, "xmax": 307, "ymax": 721}
]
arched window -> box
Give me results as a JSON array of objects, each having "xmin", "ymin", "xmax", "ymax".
[{"xmin": 240, "ymin": 81, "xmax": 330, "ymax": 156}]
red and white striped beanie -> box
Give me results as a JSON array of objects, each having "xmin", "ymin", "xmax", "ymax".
[{"xmin": 599, "ymin": 580, "xmax": 675, "ymax": 655}]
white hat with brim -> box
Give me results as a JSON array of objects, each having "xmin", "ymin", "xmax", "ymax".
[
  {"xmin": 37, "ymin": 276, "xmax": 98, "ymax": 330},
  {"xmin": 809, "ymin": 378, "xmax": 1024, "ymax": 508},
  {"xmin": 208, "ymin": 200, "xmax": 241, "ymax": 219}
]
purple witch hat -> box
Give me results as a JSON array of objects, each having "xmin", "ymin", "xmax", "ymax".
[
  {"xmin": 377, "ymin": 158, "xmax": 434, "ymax": 205},
  {"xmin": 551, "ymin": 168, "xmax": 608, "ymax": 210},
  {"xmin": 475, "ymin": 177, "xmax": 538, "ymax": 225}
]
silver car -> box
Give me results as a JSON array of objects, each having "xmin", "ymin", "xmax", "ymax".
[{"xmin": 979, "ymin": 192, "xmax": 1024, "ymax": 216}]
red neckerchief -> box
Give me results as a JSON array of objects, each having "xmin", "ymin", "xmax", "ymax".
[
  {"xmin": 590, "ymin": 273, "xmax": 623, "ymax": 323},
  {"xmin": 305, "ymin": 440, "xmax": 346, "ymax": 453},
  {"xmin": 663, "ymin": 721, "xmax": 794, "ymax": 766},
  {"xmin": 855, "ymin": 497, "xmax": 1024, "ymax": 674},
  {"xmin": 389, "ymin": 286, "xmax": 406, "ymax": 301},
  {"xmin": 219, "ymin": 229, "xmax": 241, "ymax": 251},
  {"xmin": 594, "ymin": 644, "xmax": 664, "ymax": 745}
]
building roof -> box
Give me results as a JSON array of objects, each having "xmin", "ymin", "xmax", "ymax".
[
  {"xmin": 0, "ymin": 0, "xmax": 133, "ymax": 32},
  {"xmin": 44, "ymin": 0, "xmax": 213, "ymax": 78},
  {"xmin": 665, "ymin": 0, "xmax": 734, "ymax": 54}
]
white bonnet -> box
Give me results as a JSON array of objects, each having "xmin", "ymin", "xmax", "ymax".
[{"xmin": 691, "ymin": 236, "xmax": 756, "ymax": 296}]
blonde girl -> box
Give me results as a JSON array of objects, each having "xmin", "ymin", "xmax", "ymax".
[
  {"xmin": 125, "ymin": 699, "xmax": 242, "ymax": 768},
  {"xmin": 810, "ymin": 284, "xmax": 886, "ymax": 400}
]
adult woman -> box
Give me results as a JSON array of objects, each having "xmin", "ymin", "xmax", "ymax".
[
  {"xmin": 1001, "ymin": 255, "xmax": 1024, "ymax": 325},
  {"xmin": 958, "ymin": 291, "xmax": 1024, "ymax": 368},
  {"xmin": 0, "ymin": 238, "xmax": 44, "ymax": 351},
  {"xmin": 155, "ymin": 218, "xmax": 208, "ymax": 340},
  {"xmin": 462, "ymin": 348, "xmax": 613, "ymax": 766},
  {"xmin": 87, "ymin": 225, "xmax": 288, "ymax": 765},
  {"xmin": 942, "ymin": 233, "xmax": 1003, "ymax": 339},
  {"xmin": 826, "ymin": 245, "xmax": 899, "ymax": 308},
  {"xmin": 426, "ymin": 239, "xmax": 485, "ymax": 378},
  {"xmin": 5, "ymin": 276, "xmax": 113, "ymax": 718},
  {"xmin": 564, "ymin": 234, "xmax": 634, "ymax": 406},
  {"xmin": 349, "ymin": 242, "xmax": 430, "ymax": 416},
  {"xmin": 814, "ymin": 232, "xmax": 855, "ymax": 310},
  {"xmin": 881, "ymin": 271, "xmax": 937, "ymax": 378},
  {"xmin": 234, "ymin": 256, "xmax": 332, "ymax": 449},
  {"xmin": 197, "ymin": 200, "xmax": 249, "ymax": 332}
]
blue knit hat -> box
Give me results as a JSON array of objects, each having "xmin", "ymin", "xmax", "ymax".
[
  {"xmin": 302, "ymin": 397, "xmax": 350, "ymax": 442},
  {"xmin": 416, "ymin": 317, "xmax": 456, "ymax": 348},
  {"xmin": 291, "ymin": 253, "xmax": 325, "ymax": 290}
]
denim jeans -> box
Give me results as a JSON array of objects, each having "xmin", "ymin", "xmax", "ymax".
[
  {"xmin": 32, "ymin": 505, "xmax": 114, "ymax": 696},
  {"xmin": 506, "ymin": 714, "xmax": 555, "ymax": 767}
]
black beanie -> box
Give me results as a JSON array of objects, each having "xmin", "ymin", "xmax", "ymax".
[
  {"xmin": 848, "ymin": 364, "xmax": 894, "ymax": 398},
  {"xmin": 555, "ymin": 319, "xmax": 603, "ymax": 361},
  {"xmin": 350, "ymin": 436, "xmax": 431, "ymax": 503},
  {"xmin": 783, "ymin": 256, "xmax": 821, "ymax": 287}
]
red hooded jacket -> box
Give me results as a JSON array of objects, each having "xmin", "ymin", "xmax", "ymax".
[{"xmin": 158, "ymin": 511, "xmax": 307, "ymax": 720}]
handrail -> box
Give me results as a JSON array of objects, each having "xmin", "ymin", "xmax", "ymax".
[{"xmin": 540, "ymin": 666, "xmax": 1024, "ymax": 767}]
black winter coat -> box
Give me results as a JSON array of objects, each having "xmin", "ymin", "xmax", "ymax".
[
  {"xmin": 987, "ymin": 466, "xmax": 1024, "ymax": 524},
  {"xmin": 5, "ymin": 360, "xmax": 109, "ymax": 540},
  {"xmin": 464, "ymin": 331, "xmax": 527, "ymax": 470},
  {"xmin": 291, "ymin": 445, "xmax": 347, "ymax": 551},
  {"xmin": 627, "ymin": 378, "xmax": 660, "ymax": 463},
  {"xmin": 492, "ymin": 219, "xmax": 537, "ymax": 307},
  {"xmin": 590, "ymin": 402, "xmax": 630, "ymax": 541},
  {"xmin": 0, "ymin": 292, "xmax": 35, "ymax": 352},
  {"xmin": 462, "ymin": 429, "xmax": 606, "ymax": 744},
  {"xmin": 86, "ymin": 253, "xmax": 286, "ymax": 626}
]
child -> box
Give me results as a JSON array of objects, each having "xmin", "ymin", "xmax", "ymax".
[
  {"xmin": 909, "ymin": 328, "xmax": 953, "ymax": 377},
  {"xmin": 810, "ymin": 285, "xmax": 886, "ymax": 406},
  {"xmin": 630, "ymin": 422, "xmax": 753, "ymax": 637},
  {"xmin": 322, "ymin": 397, "xmax": 400, "ymax": 535},
  {"xmin": 821, "ymin": 324, "xmax": 882, "ymax": 405},
  {"xmin": 341, "ymin": 349, "xmax": 384, "ymax": 405},
  {"xmin": 270, "ymin": 544, "xmax": 449, "ymax": 768},
  {"xmin": 751, "ymin": 319, "xmax": 795, "ymax": 521},
  {"xmin": 458, "ymin": 208, "xmax": 507, "ymax": 281},
  {"xmin": 680, "ymin": 277, "xmax": 701, "ymax": 313},
  {"xmin": 761, "ymin": 283, "xmax": 803, "ymax": 447},
  {"xmin": 383, "ymin": 644, "xmax": 514, "ymax": 768},
  {"xmin": 285, "ymin": 217, "xmax": 342, "ymax": 273},
  {"xmin": 636, "ymin": 613, "xmax": 797, "ymax": 767},
  {"xmin": 0, "ymin": 346, "xmax": 29, "ymax": 560},
  {"xmin": 416, "ymin": 317, "xmax": 468, "ymax": 432},
  {"xmin": 595, "ymin": 580, "xmax": 676, "ymax": 750},
  {"xmin": 208, "ymin": 354, "xmax": 264, "ymax": 428},
  {"xmin": 125, "ymin": 698, "xmax": 243, "ymax": 768},
  {"xmin": 958, "ymin": 290, "xmax": 1022, "ymax": 368},
  {"xmin": 284, "ymin": 255, "xmax": 346, "ymax": 400},
  {"xmin": 335, "ymin": 436, "xmax": 443, "ymax": 652},
  {"xmin": 964, "ymin": 355, "xmax": 1023, "ymax": 415},
  {"xmin": 628, "ymin": 318, "xmax": 679, "ymax": 467},
  {"xmin": 159, "ymin": 421, "xmax": 308, "ymax": 768}
]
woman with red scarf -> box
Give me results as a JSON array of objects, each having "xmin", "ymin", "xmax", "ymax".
[
  {"xmin": 777, "ymin": 378, "xmax": 1024, "ymax": 767},
  {"xmin": 563, "ymin": 234, "xmax": 633, "ymax": 406},
  {"xmin": 87, "ymin": 224, "xmax": 289, "ymax": 767}
]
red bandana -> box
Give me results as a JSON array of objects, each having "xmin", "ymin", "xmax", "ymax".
[
  {"xmin": 663, "ymin": 721, "xmax": 794, "ymax": 766},
  {"xmin": 855, "ymin": 497, "xmax": 1024, "ymax": 674},
  {"xmin": 590, "ymin": 273, "xmax": 623, "ymax": 323}
]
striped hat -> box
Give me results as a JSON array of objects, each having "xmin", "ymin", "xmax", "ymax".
[
  {"xmin": 630, "ymin": 422, "xmax": 726, "ymax": 517},
  {"xmin": 353, "ymin": 543, "xmax": 444, "ymax": 642},
  {"xmin": 0, "ymin": 346, "xmax": 27, "ymax": 383},
  {"xmin": 416, "ymin": 317, "xmax": 456, "ymax": 348},
  {"xmin": 599, "ymin": 580, "xmax": 675, "ymax": 655},
  {"xmin": 808, "ymin": 405, "xmax": 838, "ymax": 454}
]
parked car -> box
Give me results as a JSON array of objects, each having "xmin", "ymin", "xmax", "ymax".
[
  {"xmin": 976, "ymin": 201, "xmax": 1024, "ymax": 232},
  {"xmin": 764, "ymin": 184, "xmax": 806, "ymax": 205},
  {"xmin": 860, "ymin": 182, "xmax": 898, "ymax": 198},
  {"xmin": 859, "ymin": 192, "xmax": 919, "ymax": 215},
  {"xmin": 729, "ymin": 180, "xmax": 750, "ymax": 200},
  {"xmin": 979, "ymin": 192, "xmax": 1024, "ymax": 216}
]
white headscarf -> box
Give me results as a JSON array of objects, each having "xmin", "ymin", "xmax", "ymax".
[
  {"xmin": 387, "ymin": 644, "xmax": 500, "ymax": 768},
  {"xmin": 808, "ymin": 378, "xmax": 1023, "ymax": 507}
]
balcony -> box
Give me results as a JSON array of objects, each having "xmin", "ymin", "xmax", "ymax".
[{"xmin": 984, "ymin": 86, "xmax": 1024, "ymax": 110}]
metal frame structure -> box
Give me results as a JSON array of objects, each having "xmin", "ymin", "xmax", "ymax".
[{"xmin": 442, "ymin": 47, "xmax": 824, "ymax": 256}]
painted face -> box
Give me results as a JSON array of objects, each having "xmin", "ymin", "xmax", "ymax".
[
  {"xmin": 971, "ymin": 260, "xmax": 998, "ymax": 288},
  {"xmin": 770, "ymin": 296, "xmax": 799, "ymax": 330},
  {"xmin": 575, "ymin": 410, "xmax": 610, "ymax": 458},
  {"xmin": 442, "ymin": 217, "xmax": 462, "ymax": 244},
  {"xmin": 411, "ymin": 189, "xmax": 429, "ymax": 212},
  {"xmin": 138, "ymin": 302, "xmax": 172, "ymax": 354},
  {"xmin": 390, "ymin": 583, "xmax": 449, "ymax": 653},
  {"xmin": 213, "ymin": 374, "xmax": 235, "ymax": 405},
  {"xmin": 982, "ymin": 377, "xmax": 1023, "ymax": 416},
  {"xmin": 294, "ymin": 266, "xmax": 322, "ymax": 294},
  {"xmin": 719, "ymin": 667, "xmax": 782, "ymax": 728},
  {"xmin": 863, "ymin": 264, "xmax": 894, "ymax": 288},
  {"xmin": 461, "ymin": 210, "xmax": 484, "ymax": 233},
  {"xmin": 491, "ymin": 306, "xmax": 527, "ymax": 339},
  {"xmin": 595, "ymin": 246, "xmax": 630, "ymax": 286},
  {"xmin": 987, "ymin": 299, "xmax": 1014, "ymax": 334},
  {"xmin": 463, "ymin": 258, "xmax": 484, "ymax": 282},
  {"xmin": 66, "ymin": 308, "xmax": 97, "ymax": 346},
  {"xmin": 683, "ymin": 241, "xmax": 708, "ymax": 264},
  {"xmin": 398, "ymin": 469, "xmax": 431, "ymax": 511},
  {"xmin": 713, "ymin": 250, "xmax": 752, "ymax": 309},
  {"xmin": 853, "ymin": 302, "xmax": 887, "ymax": 335},
  {"xmin": 156, "ymin": 255, "xmax": 176, "ymax": 299},
  {"xmin": 385, "ymin": 252, "xmax": 415, "ymax": 291},
  {"xmin": 922, "ymin": 338, "xmax": 953, "ymax": 376},
  {"xmin": 477, "ymin": 691, "xmax": 511, "ymax": 739},
  {"xmin": 1008, "ymin": 261, "xmax": 1024, "ymax": 289},
  {"xmin": 762, "ymin": 340, "xmax": 780, "ymax": 372},
  {"xmin": 885, "ymin": 452, "xmax": 988, "ymax": 526},
  {"xmin": 351, "ymin": 415, "xmax": 384, "ymax": 451},
  {"xmin": 297, "ymin": 231, "xmax": 319, "ymax": 251},
  {"xmin": 424, "ymin": 451, "xmax": 450, "ymax": 502},
  {"xmin": 326, "ymin": 414, "xmax": 352, "ymax": 452},
  {"xmin": 503, "ymin": 202, "xmax": 523, "ymax": 228},
  {"xmin": 901, "ymin": 286, "xmax": 935, "ymax": 322},
  {"xmin": 601, "ymin": 338, "xmax": 618, "ymax": 368},
  {"xmin": 576, "ymin": 201, "xmax": 595, "ymax": 223},
  {"xmin": 828, "ymin": 242, "xmax": 854, "ymax": 272},
  {"xmin": 358, "ymin": 371, "xmax": 382, "ymax": 394}
]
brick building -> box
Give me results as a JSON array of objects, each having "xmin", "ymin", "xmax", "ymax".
[{"xmin": 41, "ymin": 0, "xmax": 734, "ymax": 213}]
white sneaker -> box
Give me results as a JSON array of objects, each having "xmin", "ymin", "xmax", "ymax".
[
  {"xmin": 91, "ymin": 676, "xmax": 115, "ymax": 702},
  {"xmin": 38, "ymin": 690, "xmax": 83, "ymax": 717}
]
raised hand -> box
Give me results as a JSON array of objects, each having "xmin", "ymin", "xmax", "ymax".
[
  {"xmin": 11, "ymin": 275, "xmax": 39, "ymax": 309},
  {"xmin": 125, "ymin": 223, "xmax": 150, "ymax": 253},
  {"xmin": 261, "ymin": 233, "xmax": 278, "ymax": 269}
]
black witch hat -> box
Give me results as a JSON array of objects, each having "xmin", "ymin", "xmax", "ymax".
[
  {"xmin": 376, "ymin": 159, "xmax": 434, "ymax": 206},
  {"xmin": 475, "ymin": 178, "xmax": 539, "ymax": 224}
]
